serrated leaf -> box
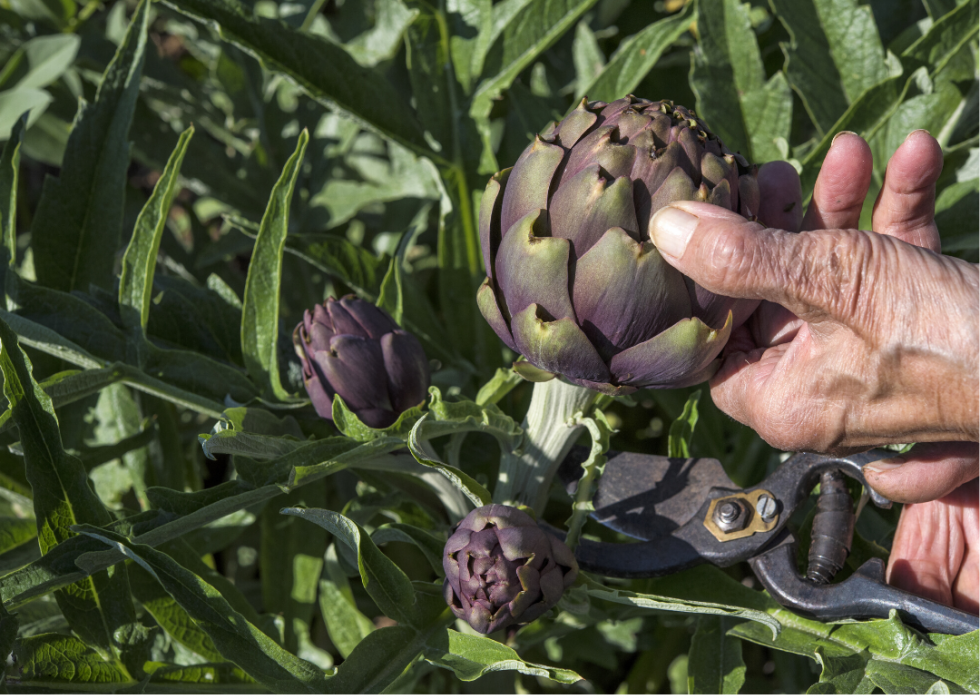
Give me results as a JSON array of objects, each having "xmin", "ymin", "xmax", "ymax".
[
  {"xmin": 423, "ymin": 628, "xmax": 583, "ymax": 683},
  {"xmin": 331, "ymin": 393, "xmax": 426, "ymax": 443},
  {"xmin": 0, "ymin": 314, "xmax": 138, "ymax": 660},
  {"xmin": 119, "ymin": 126, "xmax": 194, "ymax": 333},
  {"xmin": 422, "ymin": 386, "xmax": 524, "ymax": 451},
  {"xmin": 579, "ymin": 2, "xmax": 695, "ymax": 103},
  {"xmin": 690, "ymin": 0, "xmax": 792, "ymax": 162},
  {"xmin": 687, "ymin": 616, "xmax": 745, "ymax": 693},
  {"xmin": 772, "ymin": 0, "xmax": 897, "ymax": 135},
  {"xmin": 30, "ymin": 0, "xmax": 148, "ymax": 293},
  {"xmin": 281, "ymin": 507, "xmax": 422, "ymax": 629},
  {"xmin": 241, "ymin": 129, "xmax": 307, "ymax": 402},
  {"xmin": 0, "ymin": 112, "xmax": 26, "ymax": 265},
  {"xmin": 407, "ymin": 414, "xmax": 492, "ymax": 508},
  {"xmin": 74, "ymin": 525, "xmax": 329, "ymax": 693},
  {"xmin": 161, "ymin": 0, "xmax": 432, "ymax": 157}
]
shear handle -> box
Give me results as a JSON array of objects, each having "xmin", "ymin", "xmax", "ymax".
[{"xmin": 750, "ymin": 531, "xmax": 979, "ymax": 636}]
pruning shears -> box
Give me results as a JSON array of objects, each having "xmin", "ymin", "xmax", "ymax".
[{"xmin": 555, "ymin": 447, "xmax": 979, "ymax": 636}]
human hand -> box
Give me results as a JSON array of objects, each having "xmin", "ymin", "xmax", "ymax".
[{"xmin": 648, "ymin": 130, "xmax": 979, "ymax": 611}]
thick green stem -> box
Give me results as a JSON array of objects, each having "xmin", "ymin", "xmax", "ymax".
[{"xmin": 494, "ymin": 380, "xmax": 599, "ymax": 514}]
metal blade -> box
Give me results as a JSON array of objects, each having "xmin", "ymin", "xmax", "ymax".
[{"xmin": 557, "ymin": 446, "xmax": 737, "ymax": 541}]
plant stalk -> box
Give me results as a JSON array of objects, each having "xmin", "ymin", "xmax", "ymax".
[{"xmin": 494, "ymin": 380, "xmax": 599, "ymax": 514}]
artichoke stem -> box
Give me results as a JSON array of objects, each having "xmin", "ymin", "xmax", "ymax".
[{"xmin": 495, "ymin": 380, "xmax": 599, "ymax": 513}]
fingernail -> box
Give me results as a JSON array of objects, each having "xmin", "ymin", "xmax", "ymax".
[
  {"xmin": 905, "ymin": 129, "xmax": 930, "ymax": 142},
  {"xmin": 863, "ymin": 456, "xmax": 905, "ymax": 474},
  {"xmin": 830, "ymin": 131, "xmax": 858, "ymax": 149},
  {"xmin": 650, "ymin": 206, "xmax": 699, "ymax": 259}
]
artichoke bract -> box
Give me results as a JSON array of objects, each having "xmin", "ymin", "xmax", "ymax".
[
  {"xmin": 477, "ymin": 96, "xmax": 761, "ymax": 394},
  {"xmin": 292, "ymin": 296, "xmax": 429, "ymax": 428},
  {"xmin": 443, "ymin": 504, "xmax": 578, "ymax": 634}
]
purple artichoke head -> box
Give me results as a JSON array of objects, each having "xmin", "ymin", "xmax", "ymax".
[
  {"xmin": 443, "ymin": 504, "xmax": 578, "ymax": 634},
  {"xmin": 292, "ymin": 295, "xmax": 430, "ymax": 428},
  {"xmin": 478, "ymin": 95, "xmax": 762, "ymax": 394}
]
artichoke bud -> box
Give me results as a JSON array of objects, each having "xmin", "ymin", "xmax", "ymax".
[
  {"xmin": 478, "ymin": 95, "xmax": 764, "ymax": 394},
  {"xmin": 292, "ymin": 295, "xmax": 430, "ymax": 428},
  {"xmin": 442, "ymin": 504, "xmax": 579, "ymax": 635}
]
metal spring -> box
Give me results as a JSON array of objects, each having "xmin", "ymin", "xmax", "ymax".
[{"xmin": 806, "ymin": 470, "xmax": 855, "ymax": 584}]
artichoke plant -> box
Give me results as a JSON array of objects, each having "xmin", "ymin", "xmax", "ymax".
[
  {"xmin": 292, "ymin": 296, "xmax": 430, "ymax": 428},
  {"xmin": 443, "ymin": 504, "xmax": 579, "ymax": 634},
  {"xmin": 477, "ymin": 96, "xmax": 761, "ymax": 394}
]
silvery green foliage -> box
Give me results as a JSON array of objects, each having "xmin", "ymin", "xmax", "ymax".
[{"xmin": 0, "ymin": 0, "xmax": 974, "ymax": 693}]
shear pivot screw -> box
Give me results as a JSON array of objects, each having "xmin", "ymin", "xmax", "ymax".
[
  {"xmin": 756, "ymin": 494, "xmax": 777, "ymax": 522},
  {"xmin": 713, "ymin": 499, "xmax": 750, "ymax": 532},
  {"xmin": 719, "ymin": 502, "xmax": 740, "ymax": 523}
]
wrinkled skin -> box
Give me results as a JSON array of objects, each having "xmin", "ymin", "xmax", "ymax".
[
  {"xmin": 478, "ymin": 96, "xmax": 767, "ymax": 395},
  {"xmin": 443, "ymin": 504, "xmax": 579, "ymax": 634},
  {"xmin": 292, "ymin": 296, "xmax": 430, "ymax": 429},
  {"xmin": 648, "ymin": 130, "xmax": 979, "ymax": 613}
]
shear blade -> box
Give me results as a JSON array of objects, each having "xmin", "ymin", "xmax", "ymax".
[{"xmin": 557, "ymin": 445, "xmax": 736, "ymax": 541}]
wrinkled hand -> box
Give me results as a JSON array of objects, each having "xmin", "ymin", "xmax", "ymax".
[{"xmin": 649, "ymin": 130, "xmax": 979, "ymax": 613}]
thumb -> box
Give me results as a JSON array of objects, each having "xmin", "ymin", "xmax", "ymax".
[
  {"xmin": 863, "ymin": 442, "xmax": 978, "ymax": 504},
  {"xmin": 648, "ymin": 201, "xmax": 874, "ymax": 323}
]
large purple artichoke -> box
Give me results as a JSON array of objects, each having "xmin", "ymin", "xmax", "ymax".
[
  {"xmin": 292, "ymin": 296, "xmax": 429, "ymax": 428},
  {"xmin": 477, "ymin": 96, "xmax": 761, "ymax": 394},
  {"xmin": 443, "ymin": 504, "xmax": 578, "ymax": 634}
]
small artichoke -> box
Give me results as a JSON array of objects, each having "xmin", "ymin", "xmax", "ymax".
[
  {"xmin": 443, "ymin": 504, "xmax": 578, "ymax": 634},
  {"xmin": 477, "ymin": 96, "xmax": 761, "ymax": 394},
  {"xmin": 292, "ymin": 296, "xmax": 429, "ymax": 428}
]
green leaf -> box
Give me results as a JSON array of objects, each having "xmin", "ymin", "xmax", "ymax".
[
  {"xmin": 578, "ymin": 2, "xmax": 695, "ymax": 103},
  {"xmin": 128, "ymin": 563, "xmax": 224, "ymax": 663},
  {"xmin": 407, "ymin": 414, "xmax": 492, "ymax": 508},
  {"xmin": 0, "ymin": 314, "xmax": 138, "ymax": 659},
  {"xmin": 160, "ymin": 0, "xmax": 432, "ymax": 157},
  {"xmin": 318, "ymin": 543, "xmax": 375, "ymax": 659},
  {"xmin": 690, "ymin": 0, "xmax": 793, "ymax": 162},
  {"xmin": 331, "ymin": 393, "xmax": 426, "ymax": 443},
  {"xmin": 474, "ymin": 366, "xmax": 523, "ymax": 406},
  {"xmin": 470, "ymin": 0, "xmax": 598, "ymax": 173},
  {"xmin": 74, "ymin": 525, "xmax": 329, "ymax": 693},
  {"xmin": 241, "ymin": 129, "xmax": 308, "ymax": 402},
  {"xmin": 582, "ymin": 566, "xmax": 780, "ymax": 635},
  {"xmin": 687, "ymin": 616, "xmax": 745, "ymax": 693},
  {"xmin": 119, "ymin": 126, "xmax": 194, "ymax": 333},
  {"xmin": 771, "ymin": 0, "xmax": 899, "ymax": 136},
  {"xmin": 0, "ymin": 365, "xmax": 125, "ymax": 434},
  {"xmin": 372, "ymin": 522, "xmax": 445, "ymax": 577},
  {"xmin": 0, "ymin": 34, "xmax": 80, "ymax": 92},
  {"xmin": 0, "ymin": 112, "xmax": 26, "ymax": 266},
  {"xmin": 29, "ymin": 0, "xmax": 149, "ymax": 293},
  {"xmin": 423, "ymin": 628, "xmax": 583, "ymax": 683},
  {"xmin": 13, "ymin": 633, "xmax": 130, "ymax": 683},
  {"xmin": 281, "ymin": 507, "xmax": 422, "ymax": 629},
  {"xmin": 0, "ymin": 517, "xmax": 37, "ymax": 556},
  {"xmin": 144, "ymin": 662, "xmax": 255, "ymax": 685},
  {"xmin": 344, "ymin": 0, "xmax": 419, "ymax": 67},
  {"xmin": 564, "ymin": 407, "xmax": 613, "ymax": 550},
  {"xmin": 667, "ymin": 389, "xmax": 700, "ymax": 458},
  {"xmin": 260, "ymin": 488, "xmax": 327, "ymax": 653},
  {"xmin": 572, "ymin": 20, "xmax": 604, "ymax": 101},
  {"xmin": 799, "ymin": 6, "xmax": 978, "ymax": 195}
]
